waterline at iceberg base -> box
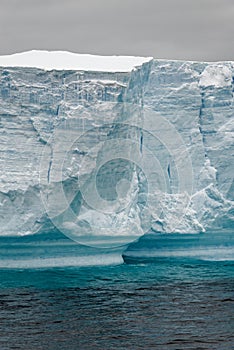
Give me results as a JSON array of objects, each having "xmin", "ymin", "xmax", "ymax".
[
  {"xmin": 0, "ymin": 230, "xmax": 233, "ymax": 269},
  {"xmin": 122, "ymin": 230, "xmax": 234, "ymax": 264}
]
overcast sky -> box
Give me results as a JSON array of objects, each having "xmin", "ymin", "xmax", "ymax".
[{"xmin": 0, "ymin": 0, "xmax": 233, "ymax": 61}]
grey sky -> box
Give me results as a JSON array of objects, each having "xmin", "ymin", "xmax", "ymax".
[{"xmin": 0, "ymin": 0, "xmax": 233, "ymax": 61}]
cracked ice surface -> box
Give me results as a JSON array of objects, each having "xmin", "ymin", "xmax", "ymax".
[{"xmin": 0, "ymin": 51, "xmax": 233, "ymax": 240}]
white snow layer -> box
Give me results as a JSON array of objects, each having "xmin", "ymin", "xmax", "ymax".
[
  {"xmin": 199, "ymin": 64, "xmax": 232, "ymax": 88},
  {"xmin": 0, "ymin": 50, "xmax": 153, "ymax": 72}
]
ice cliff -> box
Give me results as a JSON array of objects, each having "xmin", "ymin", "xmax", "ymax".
[{"xmin": 0, "ymin": 51, "xmax": 233, "ymax": 244}]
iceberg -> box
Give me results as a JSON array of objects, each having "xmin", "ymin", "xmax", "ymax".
[{"xmin": 0, "ymin": 51, "xmax": 233, "ymax": 248}]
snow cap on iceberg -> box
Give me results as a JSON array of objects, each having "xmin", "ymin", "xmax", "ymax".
[{"xmin": 0, "ymin": 50, "xmax": 153, "ymax": 72}]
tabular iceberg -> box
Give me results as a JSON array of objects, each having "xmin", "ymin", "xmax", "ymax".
[{"xmin": 0, "ymin": 50, "xmax": 233, "ymax": 247}]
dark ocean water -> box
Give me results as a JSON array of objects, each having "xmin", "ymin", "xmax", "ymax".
[
  {"xmin": 0, "ymin": 232, "xmax": 233, "ymax": 350},
  {"xmin": 0, "ymin": 262, "xmax": 233, "ymax": 350}
]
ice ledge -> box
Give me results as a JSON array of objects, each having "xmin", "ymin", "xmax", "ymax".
[{"xmin": 0, "ymin": 50, "xmax": 153, "ymax": 72}]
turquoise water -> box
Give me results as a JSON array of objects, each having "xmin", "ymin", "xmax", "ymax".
[{"xmin": 0, "ymin": 232, "xmax": 233, "ymax": 349}]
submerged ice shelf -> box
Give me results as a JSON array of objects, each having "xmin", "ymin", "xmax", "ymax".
[
  {"xmin": 122, "ymin": 231, "xmax": 234, "ymax": 264},
  {"xmin": 0, "ymin": 232, "xmax": 124, "ymax": 268},
  {"xmin": 0, "ymin": 50, "xmax": 233, "ymax": 247},
  {"xmin": 0, "ymin": 230, "xmax": 233, "ymax": 268}
]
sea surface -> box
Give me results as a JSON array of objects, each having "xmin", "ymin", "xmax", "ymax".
[{"xmin": 0, "ymin": 233, "xmax": 233, "ymax": 350}]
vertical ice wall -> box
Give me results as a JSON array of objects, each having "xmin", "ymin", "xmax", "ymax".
[
  {"xmin": 0, "ymin": 53, "xmax": 233, "ymax": 238},
  {"xmin": 142, "ymin": 60, "xmax": 233, "ymax": 232}
]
